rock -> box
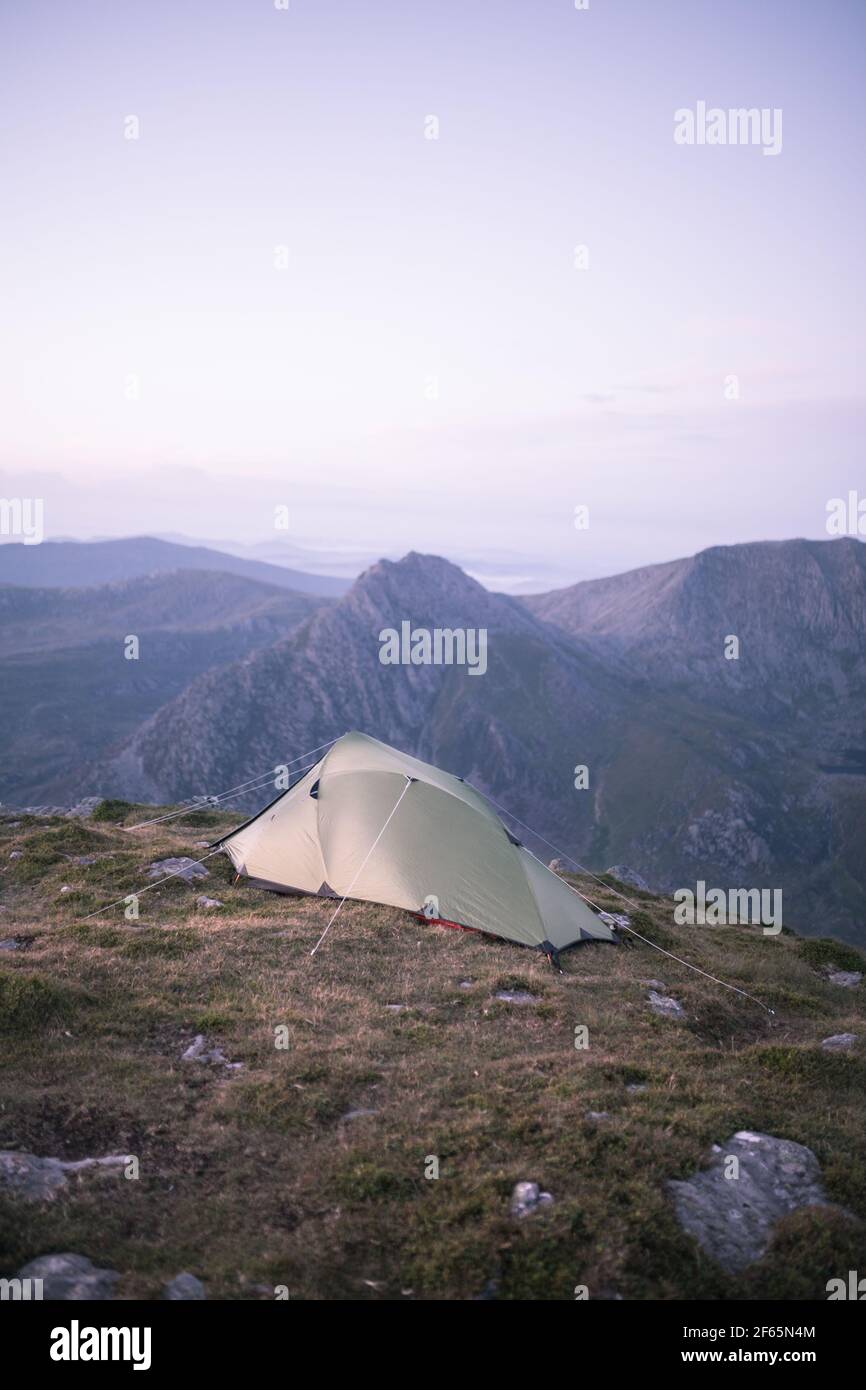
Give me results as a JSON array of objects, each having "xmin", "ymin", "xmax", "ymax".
[
  {"xmin": 640, "ymin": 979, "xmax": 666, "ymax": 991},
  {"xmin": 547, "ymin": 858, "xmax": 569, "ymax": 873},
  {"xmin": 585, "ymin": 1110, "xmax": 611, "ymax": 1122},
  {"xmin": 821, "ymin": 1033, "xmax": 858, "ymax": 1051},
  {"xmin": 668, "ymin": 1131, "xmax": 833, "ymax": 1273},
  {"xmin": 15, "ymin": 1252, "xmax": 119, "ymax": 1300},
  {"xmin": 146, "ymin": 857, "xmax": 209, "ymax": 882},
  {"xmin": 385, "ymin": 1003, "xmax": 407, "ymax": 1012},
  {"xmin": 647, "ymin": 990, "xmax": 686, "ymax": 1020},
  {"xmin": 65, "ymin": 797, "xmax": 102, "ymax": 819},
  {"xmin": 606, "ymin": 865, "xmax": 650, "ymax": 891},
  {"xmin": 0, "ymin": 938, "xmax": 22, "ymax": 951},
  {"xmin": 9, "ymin": 851, "xmax": 22, "ymax": 860},
  {"xmin": 181, "ymin": 1035, "xmax": 242, "ymax": 1069},
  {"xmin": 341, "ymin": 1108, "xmax": 377, "ymax": 1121},
  {"xmin": 458, "ymin": 980, "xmax": 474, "ymax": 989},
  {"xmin": 181, "ymin": 1035, "xmax": 208, "ymax": 1061},
  {"xmin": 827, "ymin": 970, "xmax": 862, "ymax": 989},
  {"xmin": 70, "ymin": 855, "xmax": 98, "ymax": 866},
  {"xmin": 495, "ymin": 990, "xmax": 538, "ymax": 1005},
  {"xmin": 195, "ymin": 895, "xmax": 223, "ymax": 909},
  {"xmin": 626, "ymin": 1083, "xmax": 647, "ymax": 1093},
  {"xmin": 599, "ymin": 911, "xmax": 631, "ymax": 929},
  {"xmin": 163, "ymin": 1272, "xmax": 206, "ymax": 1301},
  {"xmin": 510, "ymin": 1181, "xmax": 553, "ymax": 1218},
  {"xmin": 59, "ymin": 885, "xmax": 73, "ymax": 895},
  {"xmin": 0, "ymin": 1150, "xmax": 131, "ymax": 1202}
]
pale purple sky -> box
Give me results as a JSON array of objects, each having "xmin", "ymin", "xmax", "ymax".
[{"xmin": 1, "ymin": 0, "xmax": 864, "ymax": 588}]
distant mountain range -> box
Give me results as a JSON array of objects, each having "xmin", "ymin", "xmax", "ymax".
[
  {"xmin": 0, "ymin": 570, "xmax": 327, "ymax": 806},
  {"xmin": 1, "ymin": 536, "xmax": 864, "ymax": 943},
  {"xmin": 0, "ymin": 536, "xmax": 350, "ymax": 596}
]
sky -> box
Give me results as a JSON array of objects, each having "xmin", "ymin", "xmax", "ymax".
[{"xmin": 1, "ymin": 0, "xmax": 864, "ymax": 589}]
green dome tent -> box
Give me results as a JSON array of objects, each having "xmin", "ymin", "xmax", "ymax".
[{"xmin": 216, "ymin": 732, "xmax": 616, "ymax": 958}]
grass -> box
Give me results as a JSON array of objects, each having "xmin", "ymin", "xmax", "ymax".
[{"xmin": 0, "ymin": 808, "xmax": 864, "ymax": 1300}]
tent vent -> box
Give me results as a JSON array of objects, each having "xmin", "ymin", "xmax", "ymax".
[
  {"xmin": 505, "ymin": 828, "xmax": 522, "ymax": 847},
  {"xmin": 309, "ymin": 780, "xmax": 320, "ymax": 799}
]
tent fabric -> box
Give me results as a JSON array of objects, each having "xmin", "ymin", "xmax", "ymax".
[{"xmin": 218, "ymin": 731, "xmax": 615, "ymax": 951}]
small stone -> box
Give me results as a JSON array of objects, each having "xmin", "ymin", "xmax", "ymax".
[
  {"xmin": 640, "ymin": 979, "xmax": 666, "ymax": 991},
  {"xmin": 547, "ymin": 858, "xmax": 569, "ymax": 873},
  {"xmin": 59, "ymin": 885, "xmax": 73, "ymax": 894},
  {"xmin": 70, "ymin": 855, "xmax": 97, "ymax": 866},
  {"xmin": 15, "ymin": 1252, "xmax": 119, "ymax": 1301},
  {"xmin": 196, "ymin": 895, "xmax": 223, "ymax": 909},
  {"xmin": 385, "ymin": 1003, "xmax": 407, "ymax": 1012},
  {"xmin": 821, "ymin": 1033, "xmax": 858, "ymax": 1051},
  {"xmin": 163, "ymin": 1272, "xmax": 206, "ymax": 1300},
  {"xmin": 146, "ymin": 857, "xmax": 209, "ymax": 882},
  {"xmin": 341, "ymin": 1108, "xmax": 377, "ymax": 1121},
  {"xmin": 495, "ymin": 990, "xmax": 538, "ymax": 1005},
  {"xmin": 510, "ymin": 1180, "xmax": 554, "ymax": 1218},
  {"xmin": 0, "ymin": 938, "xmax": 22, "ymax": 951},
  {"xmin": 827, "ymin": 970, "xmax": 862, "ymax": 989},
  {"xmin": 585, "ymin": 1110, "xmax": 611, "ymax": 1122},
  {"xmin": 599, "ymin": 911, "xmax": 631, "ymax": 929},
  {"xmin": 181, "ymin": 1034, "xmax": 242, "ymax": 1068},
  {"xmin": 181, "ymin": 1035, "xmax": 208, "ymax": 1061},
  {"xmin": 648, "ymin": 990, "xmax": 686, "ymax": 1020},
  {"xmin": 9, "ymin": 851, "xmax": 22, "ymax": 860},
  {"xmin": 626, "ymin": 1083, "xmax": 647, "ymax": 1093}
]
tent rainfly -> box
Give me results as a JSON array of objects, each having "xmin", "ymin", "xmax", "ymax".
[{"xmin": 216, "ymin": 732, "xmax": 616, "ymax": 960}]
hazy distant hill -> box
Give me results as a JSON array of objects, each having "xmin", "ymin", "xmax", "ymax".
[
  {"xmin": 0, "ymin": 536, "xmax": 350, "ymax": 597},
  {"xmin": 0, "ymin": 570, "xmax": 328, "ymax": 806}
]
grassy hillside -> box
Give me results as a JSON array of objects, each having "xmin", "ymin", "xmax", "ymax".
[{"xmin": 1, "ymin": 807, "xmax": 864, "ymax": 1300}]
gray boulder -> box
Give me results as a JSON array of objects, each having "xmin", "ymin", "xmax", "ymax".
[
  {"xmin": 163, "ymin": 1272, "xmax": 206, "ymax": 1300},
  {"xmin": 668, "ymin": 1131, "xmax": 832, "ymax": 1273},
  {"xmin": 15, "ymin": 1252, "xmax": 119, "ymax": 1300},
  {"xmin": 821, "ymin": 1033, "xmax": 858, "ymax": 1051},
  {"xmin": 0, "ymin": 1150, "xmax": 130, "ymax": 1202}
]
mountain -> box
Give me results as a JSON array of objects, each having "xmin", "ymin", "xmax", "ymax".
[
  {"xmin": 92, "ymin": 552, "xmax": 638, "ymax": 814},
  {"xmin": 0, "ymin": 571, "xmax": 329, "ymax": 806},
  {"xmin": 524, "ymin": 538, "xmax": 866, "ymax": 725},
  {"xmin": 0, "ymin": 537, "xmax": 350, "ymax": 597}
]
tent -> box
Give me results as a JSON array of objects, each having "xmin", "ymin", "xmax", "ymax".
[{"xmin": 216, "ymin": 732, "xmax": 616, "ymax": 959}]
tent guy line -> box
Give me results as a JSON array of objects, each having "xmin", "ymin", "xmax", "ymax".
[
  {"xmin": 77, "ymin": 849, "xmax": 225, "ymax": 922},
  {"xmin": 475, "ymin": 793, "xmax": 776, "ymax": 1015},
  {"xmin": 124, "ymin": 736, "xmax": 344, "ymax": 831}
]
